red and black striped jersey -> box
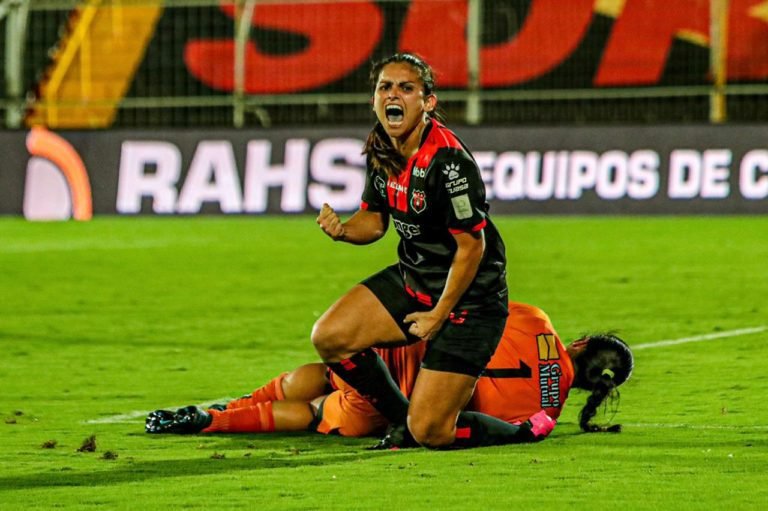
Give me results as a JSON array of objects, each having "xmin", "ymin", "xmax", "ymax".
[{"xmin": 361, "ymin": 121, "xmax": 507, "ymax": 313}]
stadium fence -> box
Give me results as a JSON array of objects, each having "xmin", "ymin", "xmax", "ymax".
[{"xmin": 2, "ymin": 0, "xmax": 767, "ymax": 129}]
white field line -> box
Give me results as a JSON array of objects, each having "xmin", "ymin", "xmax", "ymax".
[
  {"xmin": 624, "ymin": 423, "xmax": 768, "ymax": 430},
  {"xmin": 85, "ymin": 398, "xmax": 236, "ymax": 425},
  {"xmin": 85, "ymin": 325, "xmax": 768, "ymax": 425},
  {"xmin": 632, "ymin": 325, "xmax": 767, "ymax": 350}
]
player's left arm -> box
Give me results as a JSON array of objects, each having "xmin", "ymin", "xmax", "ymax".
[
  {"xmin": 441, "ymin": 229, "xmax": 485, "ymax": 309},
  {"xmin": 405, "ymin": 230, "xmax": 483, "ymax": 341},
  {"xmin": 404, "ymin": 150, "xmax": 487, "ymax": 341}
]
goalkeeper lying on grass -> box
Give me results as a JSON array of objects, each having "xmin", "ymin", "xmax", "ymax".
[{"xmin": 146, "ymin": 302, "xmax": 633, "ymax": 448}]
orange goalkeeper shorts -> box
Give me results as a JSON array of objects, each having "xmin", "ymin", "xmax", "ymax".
[{"xmin": 315, "ymin": 372, "xmax": 388, "ymax": 437}]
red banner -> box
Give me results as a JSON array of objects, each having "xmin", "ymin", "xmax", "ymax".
[{"xmin": 183, "ymin": 0, "xmax": 768, "ymax": 93}]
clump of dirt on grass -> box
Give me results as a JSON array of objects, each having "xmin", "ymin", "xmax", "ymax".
[
  {"xmin": 77, "ymin": 435, "xmax": 97, "ymax": 452},
  {"xmin": 5, "ymin": 411, "xmax": 35, "ymax": 425},
  {"xmin": 101, "ymin": 451, "xmax": 118, "ymax": 460},
  {"xmin": 41, "ymin": 440, "xmax": 58, "ymax": 449}
]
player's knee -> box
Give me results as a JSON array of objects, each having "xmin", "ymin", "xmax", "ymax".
[
  {"xmin": 408, "ymin": 415, "xmax": 454, "ymax": 448},
  {"xmin": 310, "ymin": 317, "xmax": 335, "ymax": 357},
  {"xmin": 311, "ymin": 317, "xmax": 348, "ymax": 360}
]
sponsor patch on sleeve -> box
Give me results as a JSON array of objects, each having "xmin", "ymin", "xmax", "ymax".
[
  {"xmin": 451, "ymin": 194, "xmax": 473, "ymax": 220},
  {"xmin": 536, "ymin": 334, "xmax": 560, "ymax": 361}
]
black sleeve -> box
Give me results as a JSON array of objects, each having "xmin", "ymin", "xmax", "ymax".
[
  {"xmin": 360, "ymin": 157, "xmax": 388, "ymax": 213},
  {"xmin": 431, "ymin": 149, "xmax": 488, "ymax": 233}
]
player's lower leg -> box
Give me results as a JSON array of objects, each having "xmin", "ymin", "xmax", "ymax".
[
  {"xmin": 225, "ymin": 373, "xmax": 287, "ymax": 409},
  {"xmin": 326, "ymin": 348, "xmax": 409, "ymax": 423},
  {"xmin": 204, "ymin": 402, "xmax": 276, "ymax": 433},
  {"xmin": 203, "ymin": 401, "xmax": 315, "ymax": 433},
  {"xmin": 449, "ymin": 410, "xmax": 555, "ymax": 448}
]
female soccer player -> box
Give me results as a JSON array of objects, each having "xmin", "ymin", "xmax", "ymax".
[
  {"xmin": 146, "ymin": 302, "xmax": 634, "ymax": 444},
  {"xmin": 312, "ymin": 53, "xmax": 511, "ymax": 449}
]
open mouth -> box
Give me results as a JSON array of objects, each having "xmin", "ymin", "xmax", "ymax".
[{"xmin": 385, "ymin": 105, "xmax": 404, "ymax": 125}]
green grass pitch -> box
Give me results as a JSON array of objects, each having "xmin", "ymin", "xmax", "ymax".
[{"xmin": 1, "ymin": 215, "xmax": 767, "ymax": 510}]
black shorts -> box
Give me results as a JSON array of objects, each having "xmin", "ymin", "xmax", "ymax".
[{"xmin": 361, "ymin": 264, "xmax": 507, "ymax": 378}]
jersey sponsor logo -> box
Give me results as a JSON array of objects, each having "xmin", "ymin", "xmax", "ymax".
[
  {"xmin": 450, "ymin": 194, "xmax": 473, "ymax": 219},
  {"xmin": 442, "ymin": 162, "xmax": 460, "ymax": 180},
  {"xmin": 410, "ymin": 189, "xmax": 427, "ymax": 214},
  {"xmin": 539, "ymin": 362, "xmax": 562, "ymax": 408},
  {"xmin": 393, "ymin": 218, "xmax": 421, "ymax": 239},
  {"xmin": 536, "ymin": 334, "xmax": 560, "ymax": 361},
  {"xmin": 387, "ymin": 176, "xmax": 410, "ymax": 212},
  {"xmin": 445, "ymin": 176, "xmax": 469, "ymax": 194},
  {"xmin": 388, "ymin": 180, "xmax": 408, "ymax": 193}
]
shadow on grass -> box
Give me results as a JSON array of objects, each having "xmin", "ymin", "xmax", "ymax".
[{"xmin": 0, "ymin": 433, "xmax": 392, "ymax": 490}]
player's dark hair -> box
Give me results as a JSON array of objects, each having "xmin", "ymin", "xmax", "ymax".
[
  {"xmin": 572, "ymin": 333, "xmax": 634, "ymax": 433},
  {"xmin": 363, "ymin": 53, "xmax": 442, "ymax": 177}
]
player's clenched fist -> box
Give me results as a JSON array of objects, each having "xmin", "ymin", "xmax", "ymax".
[{"xmin": 316, "ymin": 203, "xmax": 346, "ymax": 241}]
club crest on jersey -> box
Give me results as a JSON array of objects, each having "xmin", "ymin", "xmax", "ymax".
[
  {"xmin": 442, "ymin": 162, "xmax": 460, "ymax": 180},
  {"xmin": 410, "ymin": 189, "xmax": 427, "ymax": 214}
]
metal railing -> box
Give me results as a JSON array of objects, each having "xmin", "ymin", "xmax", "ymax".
[{"xmin": 2, "ymin": 0, "xmax": 767, "ymax": 129}]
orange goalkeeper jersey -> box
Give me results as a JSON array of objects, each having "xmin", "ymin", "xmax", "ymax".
[{"xmin": 468, "ymin": 302, "xmax": 575, "ymax": 423}]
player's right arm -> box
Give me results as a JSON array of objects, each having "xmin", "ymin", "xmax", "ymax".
[
  {"xmin": 317, "ymin": 162, "xmax": 390, "ymax": 245},
  {"xmin": 317, "ymin": 204, "xmax": 388, "ymax": 245}
]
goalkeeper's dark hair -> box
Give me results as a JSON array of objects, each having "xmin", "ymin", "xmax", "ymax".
[
  {"xmin": 363, "ymin": 53, "xmax": 443, "ymax": 178},
  {"xmin": 572, "ymin": 333, "xmax": 634, "ymax": 433}
]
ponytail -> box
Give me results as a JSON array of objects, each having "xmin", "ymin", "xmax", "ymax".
[
  {"xmin": 578, "ymin": 371, "xmax": 622, "ymax": 433},
  {"xmin": 572, "ymin": 334, "xmax": 633, "ymax": 433},
  {"xmin": 363, "ymin": 122, "xmax": 407, "ymax": 178}
]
